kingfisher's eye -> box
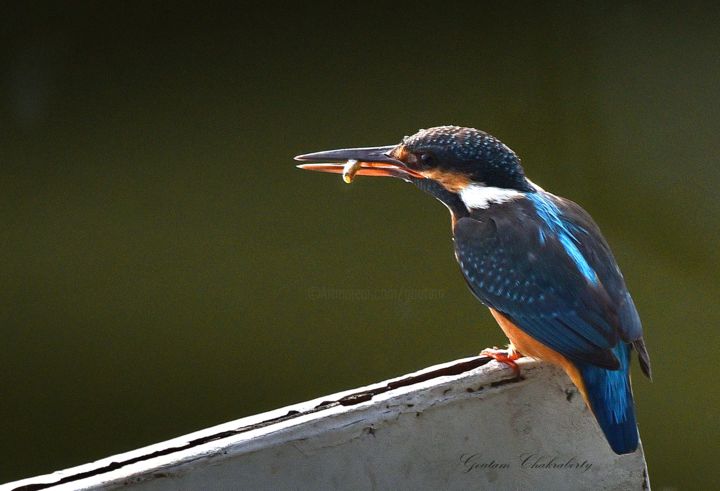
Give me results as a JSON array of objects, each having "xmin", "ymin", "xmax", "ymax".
[{"xmin": 420, "ymin": 153, "xmax": 435, "ymax": 167}]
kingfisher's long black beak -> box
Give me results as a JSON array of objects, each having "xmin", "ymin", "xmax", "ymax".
[{"xmin": 294, "ymin": 145, "xmax": 425, "ymax": 180}]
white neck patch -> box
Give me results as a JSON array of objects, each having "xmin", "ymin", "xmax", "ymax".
[{"xmin": 459, "ymin": 183, "xmax": 523, "ymax": 210}]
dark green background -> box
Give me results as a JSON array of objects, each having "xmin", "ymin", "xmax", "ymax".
[{"xmin": 2, "ymin": 3, "xmax": 718, "ymax": 487}]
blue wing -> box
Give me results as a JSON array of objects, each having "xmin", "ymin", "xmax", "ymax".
[{"xmin": 454, "ymin": 191, "xmax": 650, "ymax": 375}]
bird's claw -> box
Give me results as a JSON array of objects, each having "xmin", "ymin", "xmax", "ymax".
[{"xmin": 480, "ymin": 347, "xmax": 523, "ymax": 377}]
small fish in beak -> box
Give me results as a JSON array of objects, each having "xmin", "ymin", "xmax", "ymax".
[{"xmin": 342, "ymin": 159, "xmax": 361, "ymax": 184}]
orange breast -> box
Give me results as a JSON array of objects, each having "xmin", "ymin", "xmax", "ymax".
[{"xmin": 489, "ymin": 308, "xmax": 589, "ymax": 406}]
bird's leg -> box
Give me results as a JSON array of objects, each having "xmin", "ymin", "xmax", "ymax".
[{"xmin": 480, "ymin": 344, "xmax": 524, "ymax": 377}]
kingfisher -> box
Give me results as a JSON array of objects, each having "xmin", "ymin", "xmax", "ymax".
[{"xmin": 295, "ymin": 125, "xmax": 651, "ymax": 455}]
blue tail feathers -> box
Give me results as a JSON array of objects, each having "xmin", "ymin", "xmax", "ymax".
[{"xmin": 577, "ymin": 343, "xmax": 638, "ymax": 454}]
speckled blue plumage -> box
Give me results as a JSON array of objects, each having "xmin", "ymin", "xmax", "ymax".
[
  {"xmin": 403, "ymin": 126, "xmax": 533, "ymax": 191},
  {"xmin": 447, "ymin": 166, "xmax": 648, "ymax": 455},
  {"xmin": 453, "ymin": 194, "xmax": 626, "ymax": 369}
]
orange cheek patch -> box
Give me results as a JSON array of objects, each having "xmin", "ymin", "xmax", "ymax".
[
  {"xmin": 389, "ymin": 146, "xmax": 469, "ymax": 192},
  {"xmin": 422, "ymin": 169, "xmax": 471, "ymax": 193},
  {"xmin": 390, "ymin": 146, "xmax": 409, "ymax": 162}
]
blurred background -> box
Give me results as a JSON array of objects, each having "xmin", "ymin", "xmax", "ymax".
[{"xmin": 1, "ymin": 3, "xmax": 718, "ymax": 488}]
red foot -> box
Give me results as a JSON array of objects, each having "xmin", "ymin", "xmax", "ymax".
[{"xmin": 480, "ymin": 347, "xmax": 523, "ymax": 377}]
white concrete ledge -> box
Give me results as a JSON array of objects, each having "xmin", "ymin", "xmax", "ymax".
[{"xmin": 4, "ymin": 356, "xmax": 649, "ymax": 491}]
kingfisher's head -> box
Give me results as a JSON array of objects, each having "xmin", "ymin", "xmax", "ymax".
[{"xmin": 295, "ymin": 125, "xmax": 535, "ymax": 215}]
